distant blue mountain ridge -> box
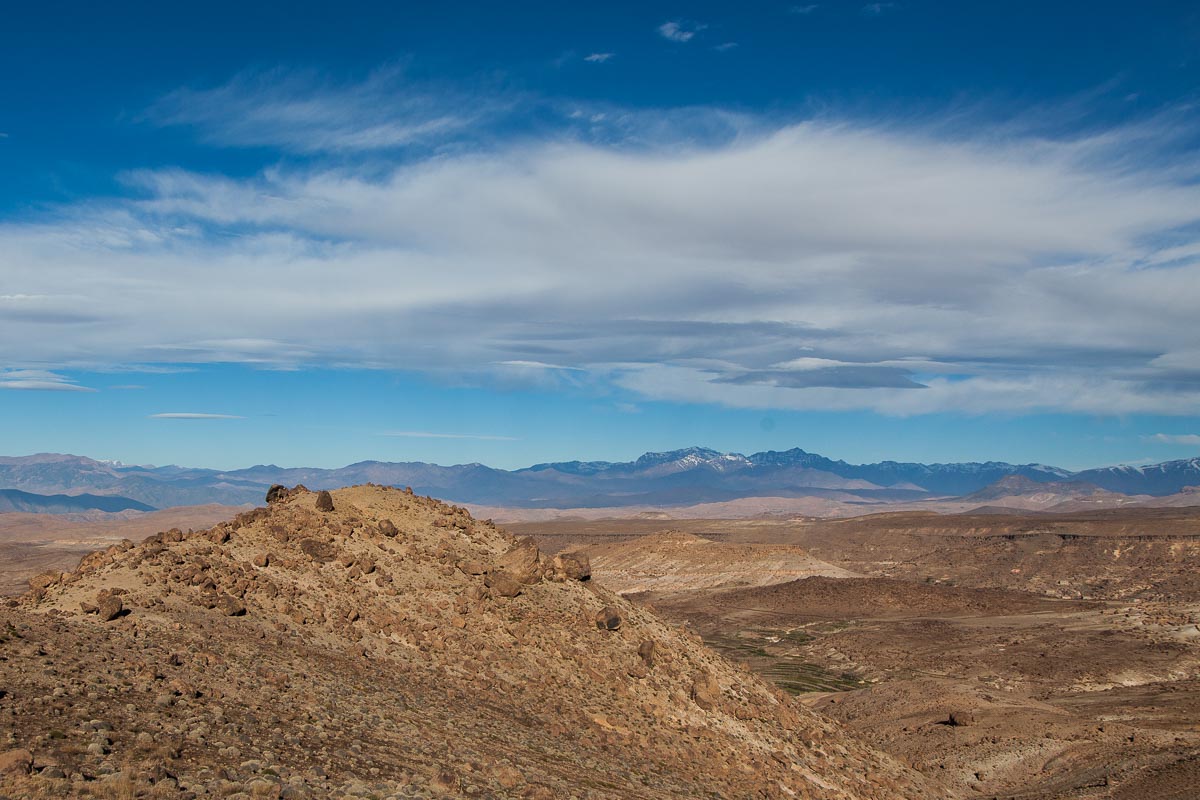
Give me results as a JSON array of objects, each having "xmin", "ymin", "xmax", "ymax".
[{"xmin": 1, "ymin": 448, "xmax": 1197, "ymax": 512}]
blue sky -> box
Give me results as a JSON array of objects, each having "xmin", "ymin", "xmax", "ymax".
[{"xmin": 2, "ymin": 1, "xmax": 1199, "ymax": 470}]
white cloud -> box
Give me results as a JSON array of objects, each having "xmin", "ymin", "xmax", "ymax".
[
  {"xmin": 863, "ymin": 3, "xmax": 896, "ymax": 14},
  {"xmin": 1147, "ymin": 433, "xmax": 1200, "ymax": 446},
  {"xmin": 145, "ymin": 66, "xmax": 509, "ymax": 154},
  {"xmin": 584, "ymin": 53, "xmax": 614, "ymax": 63},
  {"xmin": 790, "ymin": 4, "xmax": 820, "ymax": 13},
  {"xmin": 148, "ymin": 413, "xmax": 245, "ymax": 420},
  {"xmin": 495, "ymin": 361, "xmax": 586, "ymax": 372},
  {"xmin": 4, "ymin": 97, "xmax": 1200, "ymax": 416},
  {"xmin": 714, "ymin": 42, "xmax": 739, "ymax": 52},
  {"xmin": 0, "ymin": 370, "xmax": 95, "ymax": 392},
  {"xmin": 379, "ymin": 431, "xmax": 519, "ymax": 441},
  {"xmin": 658, "ymin": 21, "xmax": 705, "ymax": 43}
]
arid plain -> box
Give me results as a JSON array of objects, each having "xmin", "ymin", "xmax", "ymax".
[
  {"xmin": 0, "ymin": 492, "xmax": 1196, "ymax": 797},
  {"xmin": 512, "ymin": 507, "xmax": 1200, "ymax": 799}
]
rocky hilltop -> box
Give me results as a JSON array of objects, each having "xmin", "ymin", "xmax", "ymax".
[{"xmin": 1, "ymin": 485, "xmax": 943, "ymax": 799}]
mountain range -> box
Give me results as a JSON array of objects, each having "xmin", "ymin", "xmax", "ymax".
[
  {"xmin": 1, "ymin": 448, "xmax": 1198, "ymax": 512},
  {"xmin": 0, "ymin": 488, "xmax": 154, "ymax": 514}
]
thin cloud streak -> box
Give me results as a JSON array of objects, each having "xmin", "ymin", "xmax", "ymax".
[
  {"xmin": 148, "ymin": 413, "xmax": 245, "ymax": 420},
  {"xmin": 0, "ymin": 370, "xmax": 95, "ymax": 392}
]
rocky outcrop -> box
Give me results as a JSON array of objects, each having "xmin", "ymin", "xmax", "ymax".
[{"xmin": 3, "ymin": 484, "xmax": 945, "ymax": 800}]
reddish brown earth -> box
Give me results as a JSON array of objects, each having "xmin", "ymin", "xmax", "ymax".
[
  {"xmin": 0, "ymin": 485, "xmax": 944, "ymax": 799},
  {"xmin": 511, "ymin": 508, "xmax": 1200, "ymax": 799},
  {"xmin": 0, "ymin": 505, "xmax": 245, "ymax": 597}
]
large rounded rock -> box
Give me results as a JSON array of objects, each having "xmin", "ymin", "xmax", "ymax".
[
  {"xmin": 97, "ymin": 595, "xmax": 123, "ymax": 622},
  {"xmin": 265, "ymin": 484, "xmax": 289, "ymax": 504},
  {"xmin": 594, "ymin": 607, "xmax": 622, "ymax": 631},
  {"xmin": 638, "ymin": 639, "xmax": 657, "ymax": 668},
  {"xmin": 948, "ymin": 710, "xmax": 977, "ymax": 727},
  {"xmin": 315, "ymin": 490, "xmax": 335, "ymax": 512},
  {"xmin": 552, "ymin": 552, "xmax": 591, "ymax": 582},
  {"xmin": 691, "ymin": 671, "xmax": 721, "ymax": 711},
  {"xmin": 484, "ymin": 570, "xmax": 523, "ymax": 598},
  {"xmin": 299, "ymin": 538, "xmax": 337, "ymax": 563},
  {"xmin": 217, "ymin": 594, "xmax": 247, "ymax": 616},
  {"xmin": 496, "ymin": 537, "xmax": 545, "ymax": 585}
]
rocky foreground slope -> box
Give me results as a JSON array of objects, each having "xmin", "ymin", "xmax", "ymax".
[{"xmin": 0, "ymin": 485, "xmax": 944, "ymax": 799}]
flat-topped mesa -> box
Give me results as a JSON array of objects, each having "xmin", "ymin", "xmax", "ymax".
[{"xmin": 11, "ymin": 484, "xmax": 946, "ymax": 799}]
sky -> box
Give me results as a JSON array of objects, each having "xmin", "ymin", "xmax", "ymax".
[{"xmin": 2, "ymin": 0, "xmax": 1200, "ymax": 471}]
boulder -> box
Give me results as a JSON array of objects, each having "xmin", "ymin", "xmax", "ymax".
[
  {"xmin": 638, "ymin": 639, "xmax": 657, "ymax": 668},
  {"xmin": 252, "ymin": 552, "xmax": 271, "ymax": 568},
  {"xmin": 948, "ymin": 710, "xmax": 977, "ymax": 727},
  {"xmin": 265, "ymin": 484, "xmax": 289, "ymax": 504},
  {"xmin": 552, "ymin": 552, "xmax": 591, "ymax": 581},
  {"xmin": 0, "ymin": 748, "xmax": 32, "ymax": 776},
  {"xmin": 594, "ymin": 607, "xmax": 622, "ymax": 631},
  {"xmin": 97, "ymin": 595, "xmax": 123, "ymax": 622},
  {"xmin": 28, "ymin": 572, "xmax": 59, "ymax": 592},
  {"xmin": 484, "ymin": 570, "xmax": 523, "ymax": 598},
  {"xmin": 378, "ymin": 519, "xmax": 399, "ymax": 538},
  {"xmin": 691, "ymin": 671, "xmax": 721, "ymax": 711},
  {"xmin": 217, "ymin": 594, "xmax": 247, "ymax": 617},
  {"xmin": 315, "ymin": 490, "xmax": 335, "ymax": 512},
  {"xmin": 496, "ymin": 537, "xmax": 544, "ymax": 585},
  {"xmin": 299, "ymin": 538, "xmax": 337, "ymax": 563}
]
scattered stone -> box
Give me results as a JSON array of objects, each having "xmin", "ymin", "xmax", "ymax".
[
  {"xmin": 595, "ymin": 607, "xmax": 622, "ymax": 631},
  {"xmin": 97, "ymin": 595, "xmax": 123, "ymax": 622},
  {"xmin": 948, "ymin": 711, "xmax": 977, "ymax": 727},
  {"xmin": 553, "ymin": 552, "xmax": 591, "ymax": 582},
  {"xmin": 378, "ymin": 519, "xmax": 399, "ymax": 537},
  {"xmin": 315, "ymin": 490, "xmax": 335, "ymax": 512},
  {"xmin": 691, "ymin": 671, "xmax": 721, "ymax": 711},
  {"xmin": 265, "ymin": 485, "xmax": 289, "ymax": 504},
  {"xmin": 484, "ymin": 570, "xmax": 523, "ymax": 598},
  {"xmin": 299, "ymin": 538, "xmax": 337, "ymax": 563},
  {"xmin": 0, "ymin": 748, "xmax": 32, "ymax": 776},
  {"xmin": 28, "ymin": 572, "xmax": 58, "ymax": 592},
  {"xmin": 638, "ymin": 639, "xmax": 657, "ymax": 668},
  {"xmin": 253, "ymin": 552, "xmax": 271, "ymax": 568},
  {"xmin": 217, "ymin": 594, "xmax": 247, "ymax": 617},
  {"xmin": 496, "ymin": 538, "xmax": 544, "ymax": 585}
]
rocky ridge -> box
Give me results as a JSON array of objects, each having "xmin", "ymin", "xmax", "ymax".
[{"xmin": 1, "ymin": 484, "xmax": 944, "ymax": 799}]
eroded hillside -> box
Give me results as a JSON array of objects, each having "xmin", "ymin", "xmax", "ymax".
[{"xmin": 0, "ymin": 485, "xmax": 945, "ymax": 799}]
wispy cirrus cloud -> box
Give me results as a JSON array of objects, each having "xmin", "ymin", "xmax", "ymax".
[
  {"xmin": 148, "ymin": 413, "xmax": 245, "ymax": 420},
  {"xmin": 790, "ymin": 4, "xmax": 820, "ymax": 13},
  {"xmin": 863, "ymin": 3, "xmax": 896, "ymax": 14},
  {"xmin": 144, "ymin": 66, "xmax": 510, "ymax": 154},
  {"xmin": 657, "ymin": 21, "xmax": 706, "ymax": 43},
  {"xmin": 0, "ymin": 370, "xmax": 95, "ymax": 392},
  {"xmin": 584, "ymin": 53, "xmax": 614, "ymax": 63}
]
